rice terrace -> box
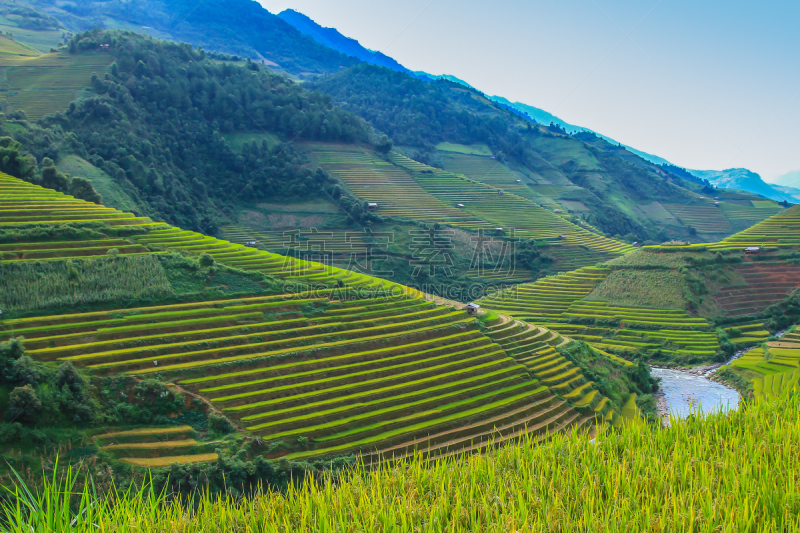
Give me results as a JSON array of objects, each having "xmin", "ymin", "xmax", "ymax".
[{"xmin": 0, "ymin": 1, "xmax": 799, "ymax": 531}]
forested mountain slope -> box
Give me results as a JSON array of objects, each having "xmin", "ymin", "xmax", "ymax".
[
  {"xmin": 20, "ymin": 0, "xmax": 357, "ymax": 75},
  {"xmin": 0, "ymin": 29, "xmax": 373, "ymax": 232}
]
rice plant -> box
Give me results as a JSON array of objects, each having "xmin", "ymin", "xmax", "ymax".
[{"xmin": 2, "ymin": 395, "xmax": 799, "ymax": 532}]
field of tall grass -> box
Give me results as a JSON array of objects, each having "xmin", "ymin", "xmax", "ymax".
[{"xmin": 2, "ymin": 395, "xmax": 798, "ymax": 532}]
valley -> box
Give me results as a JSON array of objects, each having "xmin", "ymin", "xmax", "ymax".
[{"xmin": 0, "ymin": 2, "xmax": 797, "ymax": 531}]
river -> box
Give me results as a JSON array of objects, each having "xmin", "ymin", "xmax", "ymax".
[
  {"xmin": 651, "ymin": 367, "xmax": 739, "ymax": 422},
  {"xmin": 651, "ymin": 329, "xmax": 787, "ymax": 423}
]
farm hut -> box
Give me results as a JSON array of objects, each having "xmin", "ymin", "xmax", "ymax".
[
  {"xmin": 367, "ymin": 202, "xmax": 379, "ymax": 210},
  {"xmin": 464, "ymin": 303, "xmax": 480, "ymax": 315},
  {"xmin": 554, "ymin": 209, "xmax": 562, "ymax": 213},
  {"xmin": 495, "ymin": 227, "xmax": 504, "ymax": 233},
  {"xmin": 515, "ymin": 179, "xmax": 522, "ymax": 183},
  {"xmin": 715, "ymin": 201, "xmax": 720, "ymax": 206},
  {"xmin": 246, "ymin": 241, "xmax": 256, "ymax": 246},
  {"xmin": 745, "ymin": 246, "xmax": 761, "ymax": 255},
  {"xmin": 559, "ymin": 234, "xmax": 567, "ymax": 240},
  {"xmin": 456, "ymin": 203, "xmax": 465, "ymax": 208},
  {"xmin": 498, "ymin": 190, "xmax": 505, "ymax": 195}
]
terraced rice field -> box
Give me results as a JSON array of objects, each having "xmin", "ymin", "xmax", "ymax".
[
  {"xmin": 547, "ymin": 324, "xmax": 720, "ymax": 360},
  {"xmin": 0, "ymin": 238, "xmax": 149, "ymax": 261},
  {"xmin": 1, "ymin": 52, "xmax": 114, "ymax": 119},
  {"xmin": 648, "ymin": 206, "xmax": 800, "ymax": 252},
  {"xmin": 663, "ymin": 203, "xmax": 732, "ymax": 234},
  {"xmin": 479, "ymin": 267, "xmax": 722, "ymax": 360},
  {"xmin": 715, "ymin": 207, "xmax": 800, "ymax": 249},
  {"xmin": 1, "ymin": 293, "xmax": 591, "ymax": 461},
  {"xmin": 478, "ymin": 267, "xmax": 612, "ymax": 322},
  {"xmin": 1, "ymin": 174, "xmax": 602, "ymax": 462},
  {"xmin": 437, "ymin": 152, "xmax": 543, "ymax": 202},
  {"xmin": 303, "ymin": 144, "xmax": 633, "ymax": 260},
  {"xmin": 0, "ymin": 173, "xmax": 163, "ymax": 228},
  {"xmin": 720, "ymin": 202, "xmax": 783, "ymax": 221},
  {"xmin": 392, "ymin": 154, "xmax": 632, "ymax": 253},
  {"xmin": 93, "ymin": 426, "xmax": 218, "ymax": 467},
  {"xmin": 220, "ymin": 224, "xmax": 368, "ymax": 254},
  {"xmin": 304, "ymin": 145, "xmax": 481, "ymax": 224},
  {"xmin": 545, "ymin": 245, "xmax": 618, "ymax": 271},
  {"xmin": 724, "ymin": 322, "xmax": 771, "ymax": 345},
  {"xmin": 481, "ymin": 315, "xmax": 627, "ymax": 426},
  {"xmin": 0, "ymin": 173, "xmax": 410, "ymax": 294},
  {"xmin": 714, "ymin": 262, "xmax": 800, "ymax": 318},
  {"xmin": 722, "ymin": 329, "xmax": 800, "ymax": 400}
]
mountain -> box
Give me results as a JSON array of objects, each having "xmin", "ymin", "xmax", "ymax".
[
  {"xmin": 489, "ymin": 96, "xmax": 672, "ymax": 166},
  {"xmin": 23, "ymin": 0, "xmax": 358, "ymax": 75},
  {"xmin": 692, "ymin": 168, "xmax": 797, "ymax": 203},
  {"xmin": 772, "ymin": 185, "xmax": 800, "ymax": 202},
  {"xmin": 307, "ymin": 64, "xmax": 758, "ymax": 243},
  {"xmin": 769, "ymin": 170, "xmax": 800, "ymax": 189},
  {"xmin": 277, "ymin": 9, "xmax": 410, "ymax": 73}
]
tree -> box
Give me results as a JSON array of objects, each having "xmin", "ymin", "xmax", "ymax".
[
  {"xmin": 6, "ymin": 355, "xmax": 44, "ymax": 386},
  {"xmin": 0, "ymin": 337, "xmax": 25, "ymax": 382},
  {"xmin": 69, "ymin": 176, "xmax": 102, "ymax": 204},
  {"xmin": 40, "ymin": 158, "xmax": 69, "ymax": 192},
  {"xmin": 375, "ymin": 134, "xmax": 393, "ymax": 154},
  {"xmin": 5, "ymin": 385, "xmax": 42, "ymax": 425},
  {"xmin": 199, "ymin": 253, "xmax": 215, "ymax": 268}
]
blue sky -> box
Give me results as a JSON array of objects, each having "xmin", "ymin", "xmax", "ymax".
[{"xmin": 258, "ymin": 0, "xmax": 800, "ymax": 180}]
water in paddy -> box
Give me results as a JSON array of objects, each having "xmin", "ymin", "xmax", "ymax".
[{"xmin": 651, "ymin": 367, "xmax": 739, "ymax": 421}]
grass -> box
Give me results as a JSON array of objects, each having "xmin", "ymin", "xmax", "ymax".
[
  {"xmin": 4, "ymin": 396, "xmax": 800, "ymax": 531},
  {"xmin": 221, "ymin": 132, "xmax": 281, "ymax": 152},
  {"xmin": 0, "ymin": 255, "xmax": 172, "ymax": 312},
  {"xmin": 56, "ymin": 155, "xmax": 140, "ymax": 213},
  {"xmin": 585, "ymin": 269, "xmax": 689, "ymax": 309},
  {"xmin": 435, "ymin": 142, "xmax": 493, "ymax": 156}
]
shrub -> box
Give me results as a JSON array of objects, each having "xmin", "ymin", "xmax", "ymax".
[
  {"xmin": 199, "ymin": 253, "xmax": 215, "ymax": 268},
  {"xmin": 208, "ymin": 412, "xmax": 235, "ymax": 435},
  {"xmin": 6, "ymin": 355, "xmax": 45, "ymax": 386},
  {"xmin": 5, "ymin": 385, "xmax": 42, "ymax": 425},
  {"xmin": 132, "ymin": 379, "xmax": 184, "ymax": 417}
]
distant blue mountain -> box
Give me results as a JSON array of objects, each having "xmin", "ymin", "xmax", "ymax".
[
  {"xmin": 277, "ymin": 9, "xmax": 411, "ymax": 74},
  {"xmin": 692, "ymin": 168, "xmax": 797, "ymax": 203},
  {"xmin": 768, "ymin": 170, "xmax": 800, "ymax": 189}
]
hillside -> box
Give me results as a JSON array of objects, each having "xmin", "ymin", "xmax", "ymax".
[
  {"xmin": 717, "ymin": 324, "xmax": 800, "ymax": 397},
  {"xmin": 0, "ymin": 172, "xmax": 652, "ymax": 484},
  {"xmin": 480, "ymin": 206, "xmax": 800, "ymax": 366},
  {"xmin": 0, "ymin": 29, "xmax": 372, "ymax": 233},
  {"xmin": 307, "ymin": 65, "xmax": 779, "ymax": 244},
  {"xmin": 7, "ymin": 0, "xmax": 358, "ymax": 75}
]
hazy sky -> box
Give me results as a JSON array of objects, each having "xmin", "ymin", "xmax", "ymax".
[{"xmin": 258, "ymin": 0, "xmax": 800, "ymax": 180}]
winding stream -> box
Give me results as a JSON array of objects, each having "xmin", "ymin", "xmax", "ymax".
[
  {"xmin": 651, "ymin": 330, "xmax": 788, "ymax": 423},
  {"xmin": 651, "ymin": 367, "xmax": 739, "ymax": 421}
]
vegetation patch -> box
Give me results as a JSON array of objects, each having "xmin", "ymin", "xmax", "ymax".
[
  {"xmin": 0, "ymin": 255, "xmax": 172, "ymax": 313},
  {"xmin": 585, "ymin": 270, "xmax": 689, "ymax": 309}
]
